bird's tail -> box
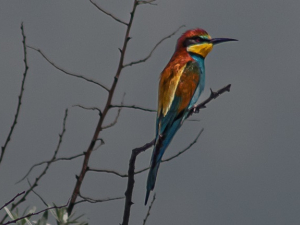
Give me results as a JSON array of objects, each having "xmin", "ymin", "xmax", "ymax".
[
  {"xmin": 145, "ymin": 161, "xmax": 160, "ymax": 205},
  {"xmin": 145, "ymin": 119, "xmax": 182, "ymax": 204}
]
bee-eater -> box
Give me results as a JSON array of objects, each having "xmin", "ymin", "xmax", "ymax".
[{"xmin": 145, "ymin": 28, "xmax": 237, "ymax": 204}]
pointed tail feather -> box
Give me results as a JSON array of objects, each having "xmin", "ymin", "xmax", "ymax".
[
  {"xmin": 145, "ymin": 119, "xmax": 182, "ymax": 204},
  {"xmin": 145, "ymin": 162, "xmax": 160, "ymax": 205}
]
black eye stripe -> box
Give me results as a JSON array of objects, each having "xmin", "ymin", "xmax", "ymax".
[{"xmin": 183, "ymin": 36, "xmax": 208, "ymax": 47}]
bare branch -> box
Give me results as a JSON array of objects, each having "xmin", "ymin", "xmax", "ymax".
[
  {"xmin": 123, "ymin": 25, "xmax": 185, "ymax": 68},
  {"xmin": 88, "ymin": 168, "xmax": 127, "ymax": 178},
  {"xmin": 17, "ymin": 109, "xmax": 68, "ymax": 183},
  {"xmin": 89, "ymin": 0, "xmax": 128, "ymax": 26},
  {"xmin": 121, "ymin": 139, "xmax": 155, "ymax": 225},
  {"xmin": 161, "ymin": 128, "xmax": 203, "ymax": 162},
  {"xmin": 110, "ymin": 104, "xmax": 156, "ymax": 112},
  {"xmin": 89, "ymin": 129, "xmax": 203, "ymax": 178},
  {"xmin": 17, "ymin": 137, "xmax": 104, "ymax": 184},
  {"xmin": 143, "ymin": 193, "xmax": 156, "ymax": 225},
  {"xmin": 68, "ymin": 0, "xmax": 140, "ymax": 215},
  {"xmin": 102, "ymin": 93, "xmax": 125, "ymax": 129},
  {"xmin": 73, "ymin": 104, "xmax": 102, "ymax": 116},
  {"xmin": 0, "ymin": 191, "xmax": 25, "ymax": 211},
  {"xmin": 17, "ymin": 152, "xmax": 84, "ymax": 184},
  {"xmin": 75, "ymin": 192, "xmax": 124, "ymax": 205},
  {"xmin": 3, "ymin": 200, "xmax": 69, "ymax": 225},
  {"xmin": 29, "ymin": 180, "xmax": 48, "ymax": 206},
  {"xmin": 0, "ymin": 23, "xmax": 29, "ymax": 165},
  {"xmin": 93, "ymin": 138, "xmax": 105, "ymax": 151},
  {"xmin": 137, "ymin": 0, "xmax": 157, "ymax": 5},
  {"xmin": 187, "ymin": 84, "xmax": 231, "ymax": 118},
  {"xmin": 27, "ymin": 45, "xmax": 110, "ymax": 92},
  {"xmin": 1, "ymin": 110, "xmax": 68, "ymax": 223},
  {"xmin": 102, "ymin": 107, "xmax": 122, "ymax": 129}
]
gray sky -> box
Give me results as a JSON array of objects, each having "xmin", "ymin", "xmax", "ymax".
[{"xmin": 1, "ymin": 0, "xmax": 300, "ymax": 224}]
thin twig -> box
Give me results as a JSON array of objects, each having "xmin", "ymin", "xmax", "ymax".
[
  {"xmin": 0, "ymin": 23, "xmax": 29, "ymax": 165},
  {"xmin": 16, "ymin": 153, "xmax": 84, "ymax": 184},
  {"xmin": 1, "ymin": 110, "xmax": 68, "ymax": 223},
  {"xmin": 16, "ymin": 109, "xmax": 68, "ymax": 183},
  {"xmin": 102, "ymin": 93, "xmax": 125, "ymax": 129},
  {"xmin": 110, "ymin": 104, "xmax": 156, "ymax": 112},
  {"xmin": 0, "ymin": 191, "xmax": 25, "ymax": 211},
  {"xmin": 121, "ymin": 139, "xmax": 155, "ymax": 225},
  {"xmin": 89, "ymin": 0, "xmax": 128, "ymax": 26},
  {"xmin": 90, "ymin": 140, "xmax": 104, "ymax": 154},
  {"xmin": 17, "ymin": 138, "xmax": 104, "ymax": 183},
  {"xmin": 74, "ymin": 193, "xmax": 124, "ymax": 205},
  {"xmin": 89, "ymin": 129, "xmax": 203, "ymax": 178},
  {"xmin": 27, "ymin": 45, "xmax": 110, "ymax": 92},
  {"xmin": 143, "ymin": 193, "xmax": 156, "ymax": 225},
  {"xmin": 102, "ymin": 107, "xmax": 122, "ymax": 129},
  {"xmin": 88, "ymin": 168, "xmax": 128, "ymax": 177},
  {"xmin": 72, "ymin": 104, "xmax": 102, "ymax": 116},
  {"xmin": 29, "ymin": 180, "xmax": 48, "ymax": 207},
  {"xmin": 3, "ymin": 200, "xmax": 69, "ymax": 225},
  {"xmin": 123, "ymin": 25, "xmax": 185, "ymax": 68},
  {"xmin": 137, "ymin": 0, "xmax": 157, "ymax": 5},
  {"xmin": 161, "ymin": 128, "xmax": 203, "ymax": 162}
]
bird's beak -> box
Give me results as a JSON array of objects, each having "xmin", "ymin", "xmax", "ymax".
[{"xmin": 210, "ymin": 38, "xmax": 238, "ymax": 45}]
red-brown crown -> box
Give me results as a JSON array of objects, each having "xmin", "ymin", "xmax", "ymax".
[{"xmin": 176, "ymin": 28, "xmax": 210, "ymax": 50}]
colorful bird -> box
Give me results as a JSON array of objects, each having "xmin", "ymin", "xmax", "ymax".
[{"xmin": 145, "ymin": 28, "xmax": 237, "ymax": 204}]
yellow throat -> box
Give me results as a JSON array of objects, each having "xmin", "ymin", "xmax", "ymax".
[{"xmin": 187, "ymin": 43, "xmax": 213, "ymax": 58}]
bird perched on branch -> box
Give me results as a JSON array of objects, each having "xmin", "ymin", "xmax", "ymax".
[{"xmin": 145, "ymin": 28, "xmax": 237, "ymax": 204}]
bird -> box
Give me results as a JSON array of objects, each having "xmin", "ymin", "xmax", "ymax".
[{"xmin": 145, "ymin": 28, "xmax": 237, "ymax": 204}]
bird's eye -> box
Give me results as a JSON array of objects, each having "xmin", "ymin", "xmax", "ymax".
[{"xmin": 196, "ymin": 37, "xmax": 202, "ymax": 42}]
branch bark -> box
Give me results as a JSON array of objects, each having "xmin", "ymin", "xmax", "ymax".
[
  {"xmin": 0, "ymin": 23, "xmax": 29, "ymax": 166},
  {"xmin": 121, "ymin": 140, "xmax": 155, "ymax": 225},
  {"xmin": 67, "ymin": 0, "xmax": 140, "ymax": 215}
]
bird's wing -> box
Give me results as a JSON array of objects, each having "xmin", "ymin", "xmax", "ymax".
[
  {"xmin": 158, "ymin": 63, "xmax": 186, "ymax": 117},
  {"xmin": 157, "ymin": 61, "xmax": 200, "ymax": 135}
]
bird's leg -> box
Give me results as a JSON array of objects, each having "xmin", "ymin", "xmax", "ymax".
[{"xmin": 192, "ymin": 104, "xmax": 200, "ymax": 113}]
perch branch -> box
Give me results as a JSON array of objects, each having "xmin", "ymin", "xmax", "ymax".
[
  {"xmin": 121, "ymin": 139, "xmax": 155, "ymax": 225},
  {"xmin": 187, "ymin": 84, "xmax": 231, "ymax": 118}
]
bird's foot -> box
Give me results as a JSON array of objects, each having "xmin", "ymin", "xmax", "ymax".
[{"xmin": 192, "ymin": 104, "xmax": 200, "ymax": 114}]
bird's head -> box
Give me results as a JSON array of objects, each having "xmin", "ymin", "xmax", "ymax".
[{"xmin": 177, "ymin": 28, "xmax": 237, "ymax": 58}]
